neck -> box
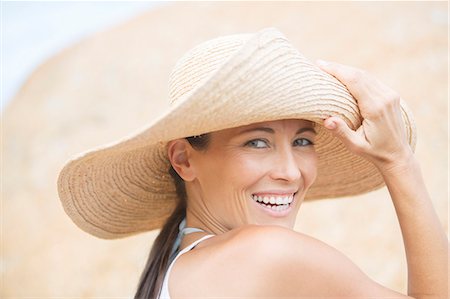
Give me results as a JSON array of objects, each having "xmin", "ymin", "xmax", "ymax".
[
  {"xmin": 184, "ymin": 184, "xmax": 230, "ymax": 235},
  {"xmin": 185, "ymin": 207, "xmax": 228, "ymax": 236}
]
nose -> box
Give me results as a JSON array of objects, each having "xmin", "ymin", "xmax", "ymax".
[{"xmin": 269, "ymin": 146, "xmax": 302, "ymax": 183}]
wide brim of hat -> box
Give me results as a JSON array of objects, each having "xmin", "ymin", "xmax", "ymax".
[{"xmin": 57, "ymin": 28, "xmax": 416, "ymax": 239}]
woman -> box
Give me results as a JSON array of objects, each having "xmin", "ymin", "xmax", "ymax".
[{"xmin": 57, "ymin": 28, "xmax": 448, "ymax": 298}]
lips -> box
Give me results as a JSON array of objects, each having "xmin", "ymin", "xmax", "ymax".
[{"xmin": 251, "ymin": 193, "xmax": 295, "ymax": 212}]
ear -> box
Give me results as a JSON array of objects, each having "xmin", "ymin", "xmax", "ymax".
[{"xmin": 167, "ymin": 139, "xmax": 196, "ymax": 182}]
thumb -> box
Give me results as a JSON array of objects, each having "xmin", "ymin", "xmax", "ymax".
[{"xmin": 324, "ymin": 117, "xmax": 363, "ymax": 150}]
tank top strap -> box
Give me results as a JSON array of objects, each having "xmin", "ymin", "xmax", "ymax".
[
  {"xmin": 182, "ymin": 234, "xmax": 215, "ymax": 252},
  {"xmin": 170, "ymin": 217, "xmax": 213, "ymax": 262},
  {"xmin": 158, "ymin": 234, "xmax": 214, "ymax": 299}
]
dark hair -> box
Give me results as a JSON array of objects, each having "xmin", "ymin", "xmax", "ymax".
[{"xmin": 134, "ymin": 134, "xmax": 210, "ymax": 299}]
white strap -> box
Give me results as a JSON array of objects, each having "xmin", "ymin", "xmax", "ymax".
[{"xmin": 169, "ymin": 217, "xmax": 208, "ymax": 262}]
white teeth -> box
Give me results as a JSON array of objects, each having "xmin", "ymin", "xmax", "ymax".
[
  {"xmin": 259, "ymin": 202, "xmax": 289, "ymax": 211},
  {"xmin": 251, "ymin": 193, "xmax": 295, "ymax": 212},
  {"xmin": 272, "ymin": 204, "xmax": 288, "ymax": 211},
  {"xmin": 252, "ymin": 194, "xmax": 294, "ymax": 203}
]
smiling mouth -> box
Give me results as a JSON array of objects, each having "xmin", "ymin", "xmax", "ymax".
[{"xmin": 251, "ymin": 193, "xmax": 295, "ymax": 212}]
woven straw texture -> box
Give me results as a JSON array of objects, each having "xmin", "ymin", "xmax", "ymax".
[
  {"xmin": 3, "ymin": 2, "xmax": 447, "ymax": 297},
  {"xmin": 58, "ymin": 28, "xmax": 416, "ymax": 238},
  {"xmin": 57, "ymin": 27, "xmax": 416, "ymax": 239}
]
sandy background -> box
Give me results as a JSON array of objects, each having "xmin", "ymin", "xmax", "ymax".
[{"xmin": 2, "ymin": 2, "xmax": 448, "ymax": 297}]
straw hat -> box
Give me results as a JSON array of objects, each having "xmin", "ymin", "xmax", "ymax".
[{"xmin": 57, "ymin": 27, "xmax": 416, "ymax": 239}]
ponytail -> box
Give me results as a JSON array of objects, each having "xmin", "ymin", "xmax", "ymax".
[
  {"xmin": 134, "ymin": 189, "xmax": 185, "ymax": 299},
  {"xmin": 134, "ymin": 134, "xmax": 210, "ymax": 299}
]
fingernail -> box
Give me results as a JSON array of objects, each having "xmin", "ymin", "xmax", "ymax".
[{"xmin": 316, "ymin": 59, "xmax": 329, "ymax": 66}]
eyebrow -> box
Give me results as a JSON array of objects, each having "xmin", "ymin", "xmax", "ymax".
[{"xmin": 237, "ymin": 126, "xmax": 317, "ymax": 135}]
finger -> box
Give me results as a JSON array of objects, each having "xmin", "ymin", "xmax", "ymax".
[
  {"xmin": 316, "ymin": 59, "xmax": 363, "ymax": 83},
  {"xmin": 317, "ymin": 60, "xmax": 400, "ymax": 119},
  {"xmin": 317, "ymin": 59, "xmax": 361, "ymax": 76},
  {"xmin": 324, "ymin": 117, "xmax": 366, "ymax": 154},
  {"xmin": 316, "ymin": 59, "xmax": 370, "ymax": 100}
]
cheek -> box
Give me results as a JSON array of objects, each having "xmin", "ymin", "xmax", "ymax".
[
  {"xmin": 219, "ymin": 154, "xmax": 266, "ymax": 202},
  {"xmin": 198, "ymin": 153, "xmax": 261, "ymax": 202},
  {"xmin": 197, "ymin": 153, "xmax": 260, "ymax": 226},
  {"xmin": 214, "ymin": 156, "xmax": 264, "ymax": 203},
  {"xmin": 231, "ymin": 155, "xmax": 266, "ymax": 180},
  {"xmin": 300, "ymin": 152, "xmax": 318, "ymax": 187}
]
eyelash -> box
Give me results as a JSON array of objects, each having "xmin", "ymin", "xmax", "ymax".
[{"xmin": 244, "ymin": 138, "xmax": 314, "ymax": 148}]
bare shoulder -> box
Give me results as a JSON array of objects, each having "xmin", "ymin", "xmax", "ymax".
[{"xmin": 170, "ymin": 225, "xmax": 411, "ymax": 298}]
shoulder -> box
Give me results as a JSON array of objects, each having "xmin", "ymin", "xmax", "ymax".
[
  {"xmin": 227, "ymin": 223, "xmax": 319, "ymax": 251},
  {"xmin": 223, "ymin": 224, "xmax": 349, "ymax": 270},
  {"xmin": 171, "ymin": 225, "xmax": 408, "ymax": 298}
]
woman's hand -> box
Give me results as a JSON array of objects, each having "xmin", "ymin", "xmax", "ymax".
[
  {"xmin": 318, "ymin": 60, "xmax": 448, "ymax": 299},
  {"xmin": 317, "ymin": 60, "xmax": 414, "ymax": 175}
]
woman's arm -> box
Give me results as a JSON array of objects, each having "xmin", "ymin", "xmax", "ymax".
[
  {"xmin": 318, "ymin": 60, "xmax": 448, "ymax": 299},
  {"xmin": 382, "ymin": 155, "xmax": 448, "ymax": 299}
]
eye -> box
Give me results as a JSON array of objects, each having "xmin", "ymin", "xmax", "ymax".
[
  {"xmin": 293, "ymin": 138, "xmax": 314, "ymax": 146},
  {"xmin": 244, "ymin": 139, "xmax": 269, "ymax": 148}
]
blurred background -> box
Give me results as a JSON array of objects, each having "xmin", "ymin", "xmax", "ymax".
[
  {"xmin": 2, "ymin": 1, "xmax": 448, "ymax": 297},
  {"xmin": 2, "ymin": 1, "xmax": 164, "ymax": 111}
]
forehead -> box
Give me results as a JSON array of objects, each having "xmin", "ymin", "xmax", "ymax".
[
  {"xmin": 238, "ymin": 119, "xmax": 314, "ymax": 130},
  {"xmin": 213, "ymin": 119, "xmax": 315, "ymax": 137}
]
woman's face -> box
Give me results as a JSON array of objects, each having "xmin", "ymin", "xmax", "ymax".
[{"xmin": 185, "ymin": 119, "xmax": 318, "ymax": 231}]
